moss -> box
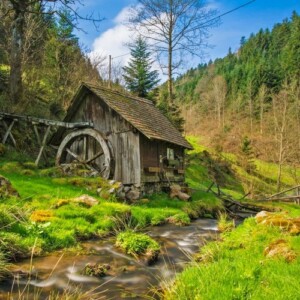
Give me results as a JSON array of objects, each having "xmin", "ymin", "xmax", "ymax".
[
  {"xmin": 39, "ymin": 167, "xmax": 64, "ymax": 177},
  {"xmin": 116, "ymin": 231, "xmax": 160, "ymax": 263},
  {"xmin": 1, "ymin": 162, "xmax": 22, "ymax": 173},
  {"xmin": 83, "ymin": 263, "xmax": 110, "ymax": 277},
  {"xmin": 21, "ymin": 162, "xmax": 38, "ymax": 170},
  {"xmin": 30, "ymin": 210, "xmax": 53, "ymax": 222}
]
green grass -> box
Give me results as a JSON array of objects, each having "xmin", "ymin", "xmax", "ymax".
[
  {"xmin": 0, "ymin": 158, "xmax": 222, "ymax": 260},
  {"xmin": 1, "ymin": 135, "xmax": 299, "ymax": 299},
  {"xmin": 164, "ymin": 217, "xmax": 300, "ymax": 300},
  {"xmin": 116, "ymin": 230, "xmax": 160, "ymax": 257},
  {"xmin": 161, "ymin": 136, "xmax": 300, "ymax": 300}
]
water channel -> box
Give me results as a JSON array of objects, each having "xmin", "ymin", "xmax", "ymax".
[{"xmin": 0, "ymin": 218, "xmax": 218, "ymax": 299}]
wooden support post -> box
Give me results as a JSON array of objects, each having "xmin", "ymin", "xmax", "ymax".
[
  {"xmin": 2, "ymin": 119, "xmax": 17, "ymax": 147},
  {"xmin": 33, "ymin": 124, "xmax": 49, "ymax": 164},
  {"xmin": 2, "ymin": 119, "xmax": 17, "ymax": 146},
  {"xmin": 206, "ymin": 182, "xmax": 214, "ymax": 193},
  {"xmin": 35, "ymin": 126, "xmax": 51, "ymax": 166}
]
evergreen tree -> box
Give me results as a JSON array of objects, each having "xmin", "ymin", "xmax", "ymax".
[{"xmin": 123, "ymin": 37, "xmax": 159, "ymax": 98}]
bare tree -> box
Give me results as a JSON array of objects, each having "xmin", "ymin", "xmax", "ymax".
[
  {"xmin": 128, "ymin": 0, "xmax": 218, "ymax": 103},
  {"xmin": 271, "ymin": 82, "xmax": 298, "ymax": 192},
  {"xmin": 211, "ymin": 75, "xmax": 227, "ymax": 129},
  {"xmin": 256, "ymin": 84, "xmax": 268, "ymax": 135},
  {"xmin": 2, "ymin": 0, "xmax": 102, "ymax": 104}
]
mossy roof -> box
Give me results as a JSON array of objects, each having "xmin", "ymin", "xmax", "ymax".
[{"xmin": 53, "ymin": 83, "xmax": 192, "ymax": 149}]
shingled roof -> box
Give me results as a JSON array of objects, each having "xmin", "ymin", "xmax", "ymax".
[{"xmin": 55, "ymin": 83, "xmax": 192, "ymax": 149}]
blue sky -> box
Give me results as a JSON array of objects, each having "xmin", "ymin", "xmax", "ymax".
[{"xmin": 75, "ymin": 0, "xmax": 300, "ymax": 76}]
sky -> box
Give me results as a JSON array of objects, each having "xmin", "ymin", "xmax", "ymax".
[{"xmin": 74, "ymin": 0, "xmax": 300, "ymax": 78}]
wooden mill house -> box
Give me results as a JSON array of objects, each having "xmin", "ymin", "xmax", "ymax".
[{"xmin": 51, "ymin": 83, "xmax": 192, "ymax": 194}]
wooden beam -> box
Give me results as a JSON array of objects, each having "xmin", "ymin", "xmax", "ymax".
[
  {"xmin": 145, "ymin": 167, "xmax": 161, "ymax": 173},
  {"xmin": 35, "ymin": 126, "xmax": 51, "ymax": 166},
  {"xmin": 66, "ymin": 147, "xmax": 98, "ymax": 173},
  {"xmin": 0, "ymin": 112, "xmax": 93, "ymax": 129},
  {"xmin": 267, "ymin": 185, "xmax": 300, "ymax": 199}
]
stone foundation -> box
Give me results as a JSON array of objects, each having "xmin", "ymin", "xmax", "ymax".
[{"xmin": 116, "ymin": 181, "xmax": 185, "ymax": 201}]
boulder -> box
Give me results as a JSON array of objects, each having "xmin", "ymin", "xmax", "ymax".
[
  {"xmin": 73, "ymin": 195, "xmax": 98, "ymax": 207},
  {"xmin": 83, "ymin": 263, "xmax": 110, "ymax": 277},
  {"xmin": 170, "ymin": 184, "xmax": 190, "ymax": 201},
  {"xmin": 0, "ymin": 175, "xmax": 19, "ymax": 198},
  {"xmin": 126, "ymin": 189, "xmax": 140, "ymax": 201},
  {"xmin": 255, "ymin": 211, "xmax": 300, "ymax": 235},
  {"xmin": 264, "ymin": 239, "xmax": 296, "ymax": 262}
]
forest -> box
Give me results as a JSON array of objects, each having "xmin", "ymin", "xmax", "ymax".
[
  {"xmin": 0, "ymin": 1, "xmax": 299, "ymax": 299},
  {"xmin": 174, "ymin": 12, "xmax": 300, "ymax": 191}
]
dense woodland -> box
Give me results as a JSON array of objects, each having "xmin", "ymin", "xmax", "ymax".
[
  {"xmin": 0, "ymin": 1, "xmax": 101, "ymax": 118},
  {"xmin": 173, "ymin": 12, "xmax": 300, "ymax": 170}
]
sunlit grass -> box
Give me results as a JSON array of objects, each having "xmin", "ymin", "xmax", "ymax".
[{"xmin": 164, "ymin": 217, "xmax": 300, "ymax": 300}]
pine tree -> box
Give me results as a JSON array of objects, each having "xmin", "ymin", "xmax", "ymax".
[{"xmin": 123, "ymin": 37, "xmax": 159, "ymax": 98}]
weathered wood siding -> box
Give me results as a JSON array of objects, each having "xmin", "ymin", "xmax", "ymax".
[
  {"xmin": 69, "ymin": 92, "xmax": 141, "ymax": 185},
  {"xmin": 140, "ymin": 134, "xmax": 185, "ymax": 183}
]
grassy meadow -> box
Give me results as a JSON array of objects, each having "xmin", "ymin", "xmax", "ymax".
[
  {"xmin": 0, "ymin": 137, "xmax": 299, "ymax": 299},
  {"xmin": 162, "ymin": 137, "xmax": 300, "ymax": 300}
]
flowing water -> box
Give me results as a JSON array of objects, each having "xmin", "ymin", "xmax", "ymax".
[{"xmin": 0, "ymin": 218, "xmax": 218, "ymax": 299}]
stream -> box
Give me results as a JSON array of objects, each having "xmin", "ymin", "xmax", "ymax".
[{"xmin": 0, "ymin": 218, "xmax": 218, "ymax": 299}]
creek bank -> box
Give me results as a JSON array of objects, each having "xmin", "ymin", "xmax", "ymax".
[
  {"xmin": 1, "ymin": 218, "xmax": 219, "ymax": 299},
  {"xmin": 164, "ymin": 210, "xmax": 300, "ymax": 300}
]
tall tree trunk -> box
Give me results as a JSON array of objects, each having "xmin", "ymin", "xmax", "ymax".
[
  {"xmin": 10, "ymin": 2, "xmax": 28, "ymax": 104},
  {"xmin": 168, "ymin": 45, "xmax": 173, "ymax": 104},
  {"xmin": 168, "ymin": 9, "xmax": 173, "ymax": 105},
  {"xmin": 276, "ymin": 132, "xmax": 284, "ymax": 192}
]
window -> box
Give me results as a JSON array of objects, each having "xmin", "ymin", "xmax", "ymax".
[{"xmin": 167, "ymin": 148, "xmax": 174, "ymax": 160}]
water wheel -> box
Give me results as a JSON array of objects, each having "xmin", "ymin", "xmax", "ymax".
[{"xmin": 56, "ymin": 128, "xmax": 112, "ymax": 179}]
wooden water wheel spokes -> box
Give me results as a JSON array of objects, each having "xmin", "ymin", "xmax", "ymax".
[{"xmin": 56, "ymin": 128, "xmax": 111, "ymax": 179}]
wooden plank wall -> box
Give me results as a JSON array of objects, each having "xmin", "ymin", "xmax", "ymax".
[
  {"xmin": 140, "ymin": 134, "xmax": 185, "ymax": 183},
  {"xmin": 69, "ymin": 93, "xmax": 141, "ymax": 185}
]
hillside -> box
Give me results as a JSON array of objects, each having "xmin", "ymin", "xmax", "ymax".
[{"xmin": 172, "ymin": 12, "xmax": 300, "ymax": 187}]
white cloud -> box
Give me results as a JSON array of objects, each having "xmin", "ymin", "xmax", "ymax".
[
  {"xmin": 89, "ymin": 5, "xmax": 168, "ymax": 82},
  {"xmin": 92, "ymin": 6, "xmax": 137, "ymax": 58}
]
